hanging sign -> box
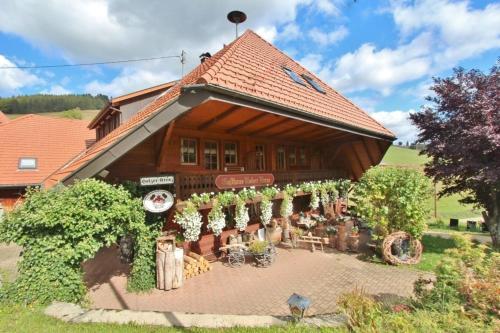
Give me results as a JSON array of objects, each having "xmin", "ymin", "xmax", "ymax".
[
  {"xmin": 140, "ymin": 175, "xmax": 174, "ymax": 186},
  {"xmin": 143, "ymin": 190, "xmax": 174, "ymax": 213},
  {"xmin": 215, "ymin": 173, "xmax": 274, "ymax": 189}
]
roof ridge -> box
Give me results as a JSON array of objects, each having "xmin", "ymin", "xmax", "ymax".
[{"xmin": 0, "ymin": 114, "xmax": 34, "ymax": 127}]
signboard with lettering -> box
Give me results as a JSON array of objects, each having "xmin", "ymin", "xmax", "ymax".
[
  {"xmin": 215, "ymin": 173, "xmax": 275, "ymax": 189},
  {"xmin": 140, "ymin": 175, "xmax": 174, "ymax": 186}
]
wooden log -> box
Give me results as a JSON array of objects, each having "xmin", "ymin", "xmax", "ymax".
[
  {"xmin": 156, "ymin": 250, "xmax": 165, "ymax": 290},
  {"xmin": 183, "ymin": 255, "xmax": 198, "ymax": 266},
  {"xmin": 172, "ymin": 248, "xmax": 184, "ymax": 288},
  {"xmin": 164, "ymin": 249, "xmax": 174, "ymax": 290}
]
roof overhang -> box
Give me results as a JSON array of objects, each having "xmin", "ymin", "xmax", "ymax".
[
  {"xmin": 0, "ymin": 183, "xmax": 39, "ymax": 189},
  {"xmin": 60, "ymin": 84, "xmax": 395, "ymax": 186},
  {"xmin": 183, "ymin": 84, "xmax": 396, "ymax": 142}
]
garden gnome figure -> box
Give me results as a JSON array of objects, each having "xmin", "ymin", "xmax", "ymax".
[{"xmin": 287, "ymin": 293, "xmax": 311, "ymax": 321}]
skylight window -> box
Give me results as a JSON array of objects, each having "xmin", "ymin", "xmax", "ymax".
[
  {"xmin": 18, "ymin": 157, "xmax": 37, "ymax": 170},
  {"xmin": 302, "ymin": 74, "xmax": 326, "ymax": 94},
  {"xmin": 282, "ymin": 67, "xmax": 306, "ymax": 86}
]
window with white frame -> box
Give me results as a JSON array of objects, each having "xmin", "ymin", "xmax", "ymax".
[
  {"xmin": 181, "ymin": 138, "xmax": 197, "ymax": 164},
  {"xmin": 18, "ymin": 157, "xmax": 37, "ymax": 170},
  {"xmin": 204, "ymin": 141, "xmax": 218, "ymax": 170},
  {"xmin": 224, "ymin": 142, "xmax": 238, "ymax": 165}
]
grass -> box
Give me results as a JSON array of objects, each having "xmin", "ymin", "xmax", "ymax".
[
  {"xmin": 0, "ymin": 305, "xmax": 344, "ymax": 333},
  {"xmin": 382, "ymin": 146, "xmax": 481, "ymax": 222},
  {"xmin": 6, "ymin": 109, "xmax": 99, "ymax": 121},
  {"xmin": 414, "ymin": 235, "xmax": 457, "ymax": 272}
]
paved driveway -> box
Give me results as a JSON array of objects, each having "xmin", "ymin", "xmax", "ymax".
[{"xmin": 85, "ymin": 246, "xmax": 428, "ymax": 316}]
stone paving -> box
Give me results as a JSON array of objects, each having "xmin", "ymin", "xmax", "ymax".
[{"xmin": 85, "ymin": 246, "xmax": 429, "ymax": 316}]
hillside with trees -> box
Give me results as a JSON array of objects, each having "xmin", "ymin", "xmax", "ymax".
[{"xmin": 0, "ymin": 94, "xmax": 108, "ymax": 114}]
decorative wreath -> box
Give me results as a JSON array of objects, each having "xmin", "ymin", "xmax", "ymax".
[{"xmin": 382, "ymin": 231, "xmax": 422, "ymax": 265}]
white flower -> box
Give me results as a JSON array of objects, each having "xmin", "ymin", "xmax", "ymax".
[
  {"xmin": 235, "ymin": 201, "xmax": 250, "ymax": 231},
  {"xmin": 174, "ymin": 205, "xmax": 203, "ymax": 242},
  {"xmin": 260, "ymin": 199, "xmax": 273, "ymax": 225},
  {"xmin": 208, "ymin": 203, "xmax": 226, "ymax": 236}
]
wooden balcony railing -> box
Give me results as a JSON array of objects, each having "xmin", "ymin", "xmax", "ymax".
[{"xmin": 175, "ymin": 169, "xmax": 344, "ymax": 200}]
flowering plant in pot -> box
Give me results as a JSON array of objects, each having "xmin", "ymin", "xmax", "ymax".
[
  {"xmin": 290, "ymin": 227, "xmax": 303, "ymax": 247},
  {"xmin": 326, "ymin": 225, "xmax": 338, "ymax": 248},
  {"xmin": 348, "ymin": 226, "xmax": 360, "ymax": 252}
]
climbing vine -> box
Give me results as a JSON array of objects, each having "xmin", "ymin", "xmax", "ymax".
[{"xmin": 0, "ymin": 179, "xmax": 151, "ymax": 304}]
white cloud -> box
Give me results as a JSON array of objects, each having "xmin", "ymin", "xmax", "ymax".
[
  {"xmin": 369, "ymin": 110, "xmax": 418, "ymax": 143},
  {"xmin": 323, "ymin": 33, "xmax": 432, "ymax": 95},
  {"xmin": 85, "ymin": 67, "xmax": 177, "ymax": 97},
  {"xmin": 0, "ymin": 0, "xmax": 310, "ymax": 96},
  {"xmin": 308, "ymin": 26, "xmax": 348, "ymax": 46},
  {"xmin": 278, "ymin": 23, "xmax": 301, "ymax": 41},
  {"xmin": 391, "ymin": 0, "xmax": 500, "ymax": 68},
  {"xmin": 299, "ymin": 54, "xmax": 323, "ymax": 73},
  {"xmin": 0, "ymin": 54, "xmax": 42, "ymax": 94},
  {"xmin": 40, "ymin": 85, "xmax": 71, "ymax": 95},
  {"xmin": 314, "ymin": 0, "xmax": 342, "ymax": 16}
]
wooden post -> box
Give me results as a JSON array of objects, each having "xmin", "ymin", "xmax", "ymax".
[{"xmin": 156, "ymin": 250, "xmax": 165, "ymax": 290}]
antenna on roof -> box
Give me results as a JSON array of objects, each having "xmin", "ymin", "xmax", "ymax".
[{"xmin": 227, "ymin": 10, "xmax": 247, "ymax": 39}]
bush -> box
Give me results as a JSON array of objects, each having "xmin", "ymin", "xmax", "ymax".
[
  {"xmin": 336, "ymin": 288, "xmax": 381, "ymax": 329},
  {"xmin": 59, "ymin": 108, "xmax": 83, "ymax": 119},
  {"xmin": 352, "ymin": 166, "xmax": 432, "ymax": 239},
  {"xmin": 0, "ymin": 179, "xmax": 156, "ymax": 305},
  {"xmin": 415, "ymin": 235, "xmax": 499, "ymax": 321},
  {"xmin": 248, "ymin": 240, "xmax": 269, "ymax": 255}
]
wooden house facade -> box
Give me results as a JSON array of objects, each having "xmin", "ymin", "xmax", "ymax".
[{"xmin": 42, "ymin": 30, "xmax": 395, "ymax": 255}]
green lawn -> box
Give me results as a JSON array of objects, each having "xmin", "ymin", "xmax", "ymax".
[
  {"xmin": 6, "ymin": 109, "xmax": 99, "ymax": 121},
  {"xmin": 414, "ymin": 235, "xmax": 457, "ymax": 272},
  {"xmin": 382, "ymin": 146, "xmax": 481, "ymax": 222},
  {"xmin": 0, "ymin": 305, "xmax": 343, "ymax": 333}
]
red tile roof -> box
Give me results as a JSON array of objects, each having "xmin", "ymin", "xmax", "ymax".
[
  {"xmin": 0, "ymin": 115, "xmax": 94, "ymax": 187},
  {"xmin": 44, "ymin": 30, "xmax": 394, "ymax": 187}
]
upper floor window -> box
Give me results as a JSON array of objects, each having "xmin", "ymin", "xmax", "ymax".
[
  {"xmin": 224, "ymin": 142, "xmax": 238, "ymax": 165},
  {"xmin": 18, "ymin": 157, "xmax": 37, "ymax": 170},
  {"xmin": 288, "ymin": 146, "xmax": 297, "ymax": 166},
  {"xmin": 276, "ymin": 146, "xmax": 286, "ymax": 170},
  {"xmin": 204, "ymin": 141, "xmax": 218, "ymax": 170},
  {"xmin": 298, "ymin": 147, "xmax": 307, "ymax": 166},
  {"xmin": 181, "ymin": 138, "xmax": 197, "ymax": 165}
]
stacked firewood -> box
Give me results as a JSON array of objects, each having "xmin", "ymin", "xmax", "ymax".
[{"xmin": 183, "ymin": 251, "xmax": 212, "ymax": 279}]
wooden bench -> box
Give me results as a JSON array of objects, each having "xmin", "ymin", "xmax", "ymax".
[{"xmin": 297, "ymin": 234, "xmax": 324, "ymax": 252}]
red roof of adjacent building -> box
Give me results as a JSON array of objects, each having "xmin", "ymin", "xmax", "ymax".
[
  {"xmin": 0, "ymin": 115, "xmax": 94, "ymax": 187},
  {"xmin": 44, "ymin": 30, "xmax": 394, "ymax": 187}
]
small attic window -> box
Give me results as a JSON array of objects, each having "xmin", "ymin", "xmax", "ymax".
[
  {"xmin": 302, "ymin": 74, "xmax": 326, "ymax": 94},
  {"xmin": 282, "ymin": 67, "xmax": 306, "ymax": 86},
  {"xmin": 18, "ymin": 157, "xmax": 37, "ymax": 170}
]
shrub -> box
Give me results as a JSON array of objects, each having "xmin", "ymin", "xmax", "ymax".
[
  {"xmin": 336, "ymin": 288, "xmax": 382, "ymax": 329},
  {"xmin": 415, "ymin": 235, "xmax": 500, "ymax": 321},
  {"xmin": 0, "ymin": 179, "xmax": 155, "ymax": 304},
  {"xmin": 352, "ymin": 166, "xmax": 432, "ymax": 239},
  {"xmin": 60, "ymin": 108, "xmax": 83, "ymax": 119}
]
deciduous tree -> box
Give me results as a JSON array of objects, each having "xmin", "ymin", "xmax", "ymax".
[{"xmin": 410, "ymin": 63, "xmax": 500, "ymax": 249}]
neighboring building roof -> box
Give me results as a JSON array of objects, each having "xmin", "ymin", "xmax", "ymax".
[
  {"xmin": 0, "ymin": 115, "xmax": 94, "ymax": 187},
  {"xmin": 45, "ymin": 30, "xmax": 395, "ymax": 187},
  {"xmin": 88, "ymin": 80, "xmax": 178, "ymax": 129},
  {"xmin": 0, "ymin": 111, "xmax": 10, "ymax": 125}
]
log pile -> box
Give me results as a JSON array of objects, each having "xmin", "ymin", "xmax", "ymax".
[
  {"xmin": 183, "ymin": 251, "xmax": 212, "ymax": 279},
  {"xmin": 156, "ymin": 237, "xmax": 184, "ymax": 290}
]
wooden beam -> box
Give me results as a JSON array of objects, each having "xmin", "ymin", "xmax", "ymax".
[
  {"xmin": 362, "ymin": 138, "xmax": 376, "ymax": 165},
  {"xmin": 156, "ymin": 120, "xmax": 176, "ymax": 167},
  {"xmin": 248, "ymin": 118, "xmax": 292, "ymax": 136},
  {"xmin": 226, "ymin": 113, "xmax": 268, "ymax": 133},
  {"xmin": 271, "ymin": 123, "xmax": 305, "ymax": 137},
  {"xmin": 300, "ymin": 127, "xmax": 335, "ymax": 140},
  {"xmin": 197, "ymin": 105, "xmax": 240, "ymax": 130},
  {"xmin": 317, "ymin": 132, "xmax": 353, "ymax": 143}
]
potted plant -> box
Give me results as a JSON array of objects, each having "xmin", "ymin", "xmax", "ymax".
[
  {"xmin": 335, "ymin": 216, "xmax": 348, "ymax": 251},
  {"xmin": 348, "ymin": 226, "xmax": 360, "ymax": 252},
  {"xmin": 326, "ymin": 225, "xmax": 337, "ymax": 248},
  {"xmin": 314, "ymin": 215, "xmax": 327, "ymax": 237},
  {"xmin": 290, "ymin": 227, "xmax": 303, "ymax": 248},
  {"xmin": 249, "ymin": 240, "xmax": 272, "ymax": 266}
]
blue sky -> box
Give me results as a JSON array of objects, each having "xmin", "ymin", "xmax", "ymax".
[{"xmin": 0, "ymin": 0, "xmax": 499, "ymax": 142}]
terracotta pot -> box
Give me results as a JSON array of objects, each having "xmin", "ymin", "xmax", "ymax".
[
  {"xmin": 347, "ymin": 234, "xmax": 359, "ymax": 252},
  {"xmin": 336, "ymin": 225, "xmax": 347, "ymax": 251},
  {"xmin": 328, "ymin": 234, "xmax": 337, "ymax": 248}
]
